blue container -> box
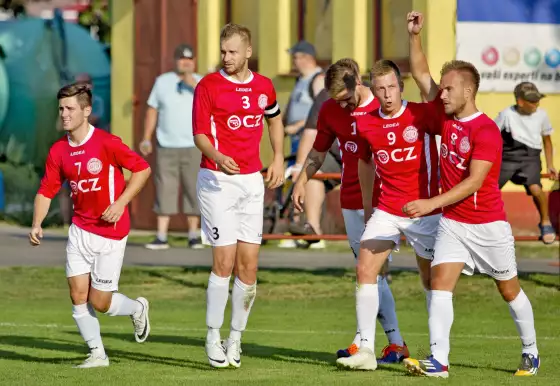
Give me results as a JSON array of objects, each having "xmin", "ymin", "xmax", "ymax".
[{"xmin": 0, "ymin": 170, "xmax": 4, "ymax": 212}]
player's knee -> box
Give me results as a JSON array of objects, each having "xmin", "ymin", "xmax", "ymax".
[
  {"xmin": 236, "ymin": 262, "xmax": 258, "ymax": 284},
  {"xmin": 495, "ymin": 278, "xmax": 521, "ymax": 302},
  {"xmin": 70, "ymin": 289, "xmax": 88, "ymax": 305},
  {"xmin": 88, "ymin": 292, "xmax": 112, "ymax": 313}
]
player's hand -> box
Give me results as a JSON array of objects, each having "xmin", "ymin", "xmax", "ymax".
[
  {"xmin": 102, "ymin": 202, "xmax": 126, "ymax": 224},
  {"xmin": 402, "ymin": 199, "xmax": 436, "ymax": 218},
  {"xmin": 29, "ymin": 226, "xmax": 43, "ymax": 246},
  {"xmin": 292, "ymin": 181, "xmax": 306, "ymax": 213},
  {"xmin": 363, "ymin": 207, "xmax": 373, "ymax": 225},
  {"xmin": 284, "ymin": 124, "xmax": 300, "ymax": 136},
  {"xmin": 547, "ymin": 166, "xmax": 559, "ymax": 180},
  {"xmin": 407, "ymin": 11, "xmax": 424, "ymax": 35},
  {"xmin": 139, "ymin": 140, "xmax": 153, "ymax": 156},
  {"xmin": 215, "ymin": 153, "xmax": 240, "ymax": 175},
  {"xmin": 265, "ymin": 155, "xmax": 285, "ymax": 189}
]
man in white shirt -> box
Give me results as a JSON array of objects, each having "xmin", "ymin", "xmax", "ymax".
[{"xmin": 495, "ymin": 82, "xmax": 558, "ymax": 244}]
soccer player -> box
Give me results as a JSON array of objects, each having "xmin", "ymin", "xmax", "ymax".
[
  {"xmin": 29, "ymin": 83, "xmax": 152, "ymax": 368},
  {"xmin": 192, "ymin": 23, "xmax": 284, "ymax": 368},
  {"xmin": 402, "ymin": 11, "xmax": 540, "ymax": 378},
  {"xmin": 336, "ymin": 59, "xmax": 441, "ymax": 371},
  {"xmin": 292, "ymin": 58, "xmax": 409, "ymax": 364}
]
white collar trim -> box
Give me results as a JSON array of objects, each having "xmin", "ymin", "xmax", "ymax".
[
  {"xmin": 359, "ymin": 93, "xmax": 375, "ymax": 108},
  {"xmin": 455, "ymin": 111, "xmax": 482, "ymax": 122},
  {"xmin": 68, "ymin": 124, "xmax": 95, "ymax": 147},
  {"xmin": 219, "ymin": 69, "xmax": 254, "ymax": 84},
  {"xmin": 379, "ymin": 100, "xmax": 408, "ymax": 119}
]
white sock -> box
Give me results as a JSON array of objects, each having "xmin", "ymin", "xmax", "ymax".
[
  {"xmin": 508, "ymin": 289, "xmax": 538, "ymax": 356},
  {"xmin": 188, "ymin": 230, "xmax": 200, "ymax": 240},
  {"xmin": 356, "ymin": 283, "xmax": 378, "ymax": 351},
  {"xmin": 429, "ymin": 290, "xmax": 453, "ymax": 366},
  {"xmin": 351, "ymin": 331, "xmax": 361, "ymax": 346},
  {"xmin": 377, "ymin": 276, "xmax": 404, "ymax": 346},
  {"xmin": 157, "ymin": 232, "xmax": 167, "ymax": 242},
  {"xmin": 106, "ymin": 293, "xmax": 143, "ymax": 316},
  {"xmin": 72, "ymin": 303, "xmax": 106, "ymax": 357},
  {"xmin": 230, "ymin": 277, "xmax": 257, "ymax": 341},
  {"xmin": 206, "ymin": 272, "xmax": 231, "ymax": 342},
  {"xmin": 424, "ymin": 288, "xmax": 432, "ymax": 313}
]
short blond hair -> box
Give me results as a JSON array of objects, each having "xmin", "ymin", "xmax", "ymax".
[
  {"xmin": 440, "ymin": 60, "xmax": 480, "ymax": 94},
  {"xmin": 220, "ymin": 23, "xmax": 252, "ymax": 45},
  {"xmin": 325, "ymin": 58, "xmax": 360, "ymax": 98},
  {"xmin": 370, "ymin": 59, "xmax": 401, "ymax": 82}
]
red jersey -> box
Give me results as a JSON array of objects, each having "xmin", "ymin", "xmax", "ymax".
[
  {"xmin": 356, "ymin": 101, "xmax": 440, "ymax": 217},
  {"xmin": 313, "ymin": 95, "xmax": 380, "ymax": 210},
  {"xmin": 38, "ymin": 127, "xmax": 150, "ymax": 240},
  {"xmin": 427, "ymin": 98, "xmax": 506, "ymax": 224},
  {"xmin": 192, "ymin": 69, "xmax": 281, "ymax": 174}
]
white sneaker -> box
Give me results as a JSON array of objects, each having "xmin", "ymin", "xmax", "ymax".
[
  {"xmin": 225, "ymin": 339, "xmax": 242, "ymax": 368},
  {"xmin": 205, "ymin": 340, "xmax": 229, "ymax": 368},
  {"xmin": 336, "ymin": 347, "xmax": 378, "ymax": 371},
  {"xmin": 73, "ymin": 352, "xmax": 109, "ymax": 368},
  {"xmin": 278, "ymin": 239, "xmax": 297, "ymax": 248},
  {"xmin": 131, "ymin": 297, "xmax": 150, "ymax": 343},
  {"xmin": 309, "ymin": 240, "xmax": 326, "ymax": 249}
]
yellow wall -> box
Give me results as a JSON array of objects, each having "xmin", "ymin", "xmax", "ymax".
[
  {"xmin": 111, "ymin": 0, "xmax": 557, "ymax": 190},
  {"xmin": 110, "ymin": 0, "xmax": 134, "ymax": 148}
]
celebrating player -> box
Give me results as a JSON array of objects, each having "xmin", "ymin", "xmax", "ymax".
[
  {"xmin": 292, "ymin": 58, "xmax": 409, "ymax": 364},
  {"xmin": 29, "ymin": 83, "xmax": 152, "ymax": 368},
  {"xmin": 336, "ymin": 59, "xmax": 441, "ymax": 371},
  {"xmin": 192, "ymin": 23, "xmax": 284, "ymax": 368},
  {"xmin": 402, "ymin": 11, "xmax": 540, "ymax": 378}
]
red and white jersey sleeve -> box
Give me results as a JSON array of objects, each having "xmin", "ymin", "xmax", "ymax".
[
  {"xmin": 38, "ymin": 127, "xmax": 150, "ymax": 240},
  {"xmin": 193, "ymin": 70, "xmax": 280, "ymax": 174},
  {"xmin": 433, "ymin": 99, "xmax": 506, "ymax": 224},
  {"xmin": 355, "ymin": 101, "xmax": 440, "ymax": 217},
  {"xmin": 313, "ymin": 96, "xmax": 380, "ymax": 210}
]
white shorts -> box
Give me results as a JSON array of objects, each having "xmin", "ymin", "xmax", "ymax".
[
  {"xmin": 197, "ymin": 168, "xmax": 264, "ymax": 247},
  {"xmin": 432, "ymin": 217, "xmax": 518, "ymax": 281},
  {"xmin": 361, "ymin": 209, "xmax": 441, "ymax": 259},
  {"xmin": 66, "ymin": 224, "xmax": 127, "ymax": 292},
  {"xmin": 342, "ymin": 208, "xmax": 393, "ymax": 261}
]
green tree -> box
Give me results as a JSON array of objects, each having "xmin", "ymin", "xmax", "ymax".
[{"xmin": 78, "ymin": 0, "xmax": 110, "ymax": 44}]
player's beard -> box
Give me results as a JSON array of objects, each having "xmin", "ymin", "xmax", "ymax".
[{"xmin": 224, "ymin": 59, "xmax": 247, "ymax": 75}]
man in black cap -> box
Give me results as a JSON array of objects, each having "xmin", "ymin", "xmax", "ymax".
[
  {"xmin": 140, "ymin": 43, "xmax": 204, "ymax": 250},
  {"xmin": 495, "ymin": 81, "xmax": 558, "ymax": 244}
]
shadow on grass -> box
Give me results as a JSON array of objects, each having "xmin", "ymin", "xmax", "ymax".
[{"xmin": 0, "ymin": 334, "xmax": 210, "ymax": 370}]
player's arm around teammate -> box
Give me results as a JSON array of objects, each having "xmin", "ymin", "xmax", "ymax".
[{"xmin": 403, "ymin": 12, "xmax": 540, "ymax": 378}]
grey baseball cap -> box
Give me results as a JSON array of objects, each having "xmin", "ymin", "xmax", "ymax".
[
  {"xmin": 514, "ymin": 82, "xmax": 545, "ymax": 103},
  {"xmin": 287, "ymin": 40, "xmax": 316, "ymax": 57},
  {"xmin": 174, "ymin": 44, "xmax": 195, "ymax": 60}
]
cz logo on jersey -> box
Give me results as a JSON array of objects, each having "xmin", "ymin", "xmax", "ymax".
[
  {"xmin": 345, "ymin": 141, "xmax": 358, "ymax": 153},
  {"xmin": 375, "ymin": 147, "xmax": 417, "ymax": 164},
  {"xmin": 69, "ymin": 178, "xmax": 102, "ymax": 194},
  {"xmin": 227, "ymin": 114, "xmax": 263, "ymax": 130},
  {"xmin": 441, "ymin": 144, "xmax": 467, "ymax": 170}
]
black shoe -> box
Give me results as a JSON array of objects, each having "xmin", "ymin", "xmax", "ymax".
[
  {"xmin": 189, "ymin": 237, "xmax": 204, "ymax": 249},
  {"xmin": 145, "ymin": 238, "xmax": 170, "ymax": 250}
]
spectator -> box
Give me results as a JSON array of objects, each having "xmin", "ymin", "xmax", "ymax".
[
  {"xmin": 495, "ymin": 82, "xmax": 559, "ymax": 244},
  {"xmin": 139, "ymin": 44, "xmax": 203, "ymax": 250},
  {"xmin": 288, "ymin": 88, "xmax": 342, "ymax": 249},
  {"xmin": 279, "ymin": 40, "xmax": 324, "ymax": 248},
  {"xmin": 75, "ymin": 73, "xmax": 108, "ymax": 131}
]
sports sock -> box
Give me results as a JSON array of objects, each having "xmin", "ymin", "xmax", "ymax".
[
  {"xmin": 428, "ymin": 290, "xmax": 453, "ymax": 366},
  {"xmin": 229, "ymin": 277, "xmax": 257, "ymax": 341},
  {"xmin": 377, "ymin": 276, "xmax": 404, "ymax": 346},
  {"xmin": 105, "ymin": 293, "xmax": 143, "ymax": 316},
  {"xmin": 206, "ymin": 272, "xmax": 231, "ymax": 342},
  {"xmin": 351, "ymin": 331, "xmax": 361, "ymax": 347},
  {"xmin": 188, "ymin": 230, "xmax": 200, "ymax": 240},
  {"xmin": 356, "ymin": 283, "xmax": 378, "ymax": 352},
  {"xmin": 424, "ymin": 288, "xmax": 432, "ymax": 313},
  {"xmin": 156, "ymin": 232, "xmax": 167, "ymax": 242},
  {"xmin": 72, "ymin": 303, "xmax": 106, "ymax": 357},
  {"xmin": 508, "ymin": 289, "xmax": 538, "ymax": 356}
]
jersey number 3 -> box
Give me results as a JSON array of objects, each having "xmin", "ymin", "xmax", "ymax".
[{"xmin": 242, "ymin": 96, "xmax": 250, "ymax": 109}]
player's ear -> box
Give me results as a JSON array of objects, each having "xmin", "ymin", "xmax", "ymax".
[
  {"xmin": 83, "ymin": 105, "xmax": 92, "ymax": 118},
  {"xmin": 399, "ymin": 80, "xmax": 404, "ymax": 92},
  {"xmin": 246, "ymin": 44, "xmax": 253, "ymax": 59}
]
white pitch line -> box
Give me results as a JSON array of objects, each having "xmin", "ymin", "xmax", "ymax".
[{"xmin": 0, "ymin": 322, "xmax": 557, "ymax": 341}]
